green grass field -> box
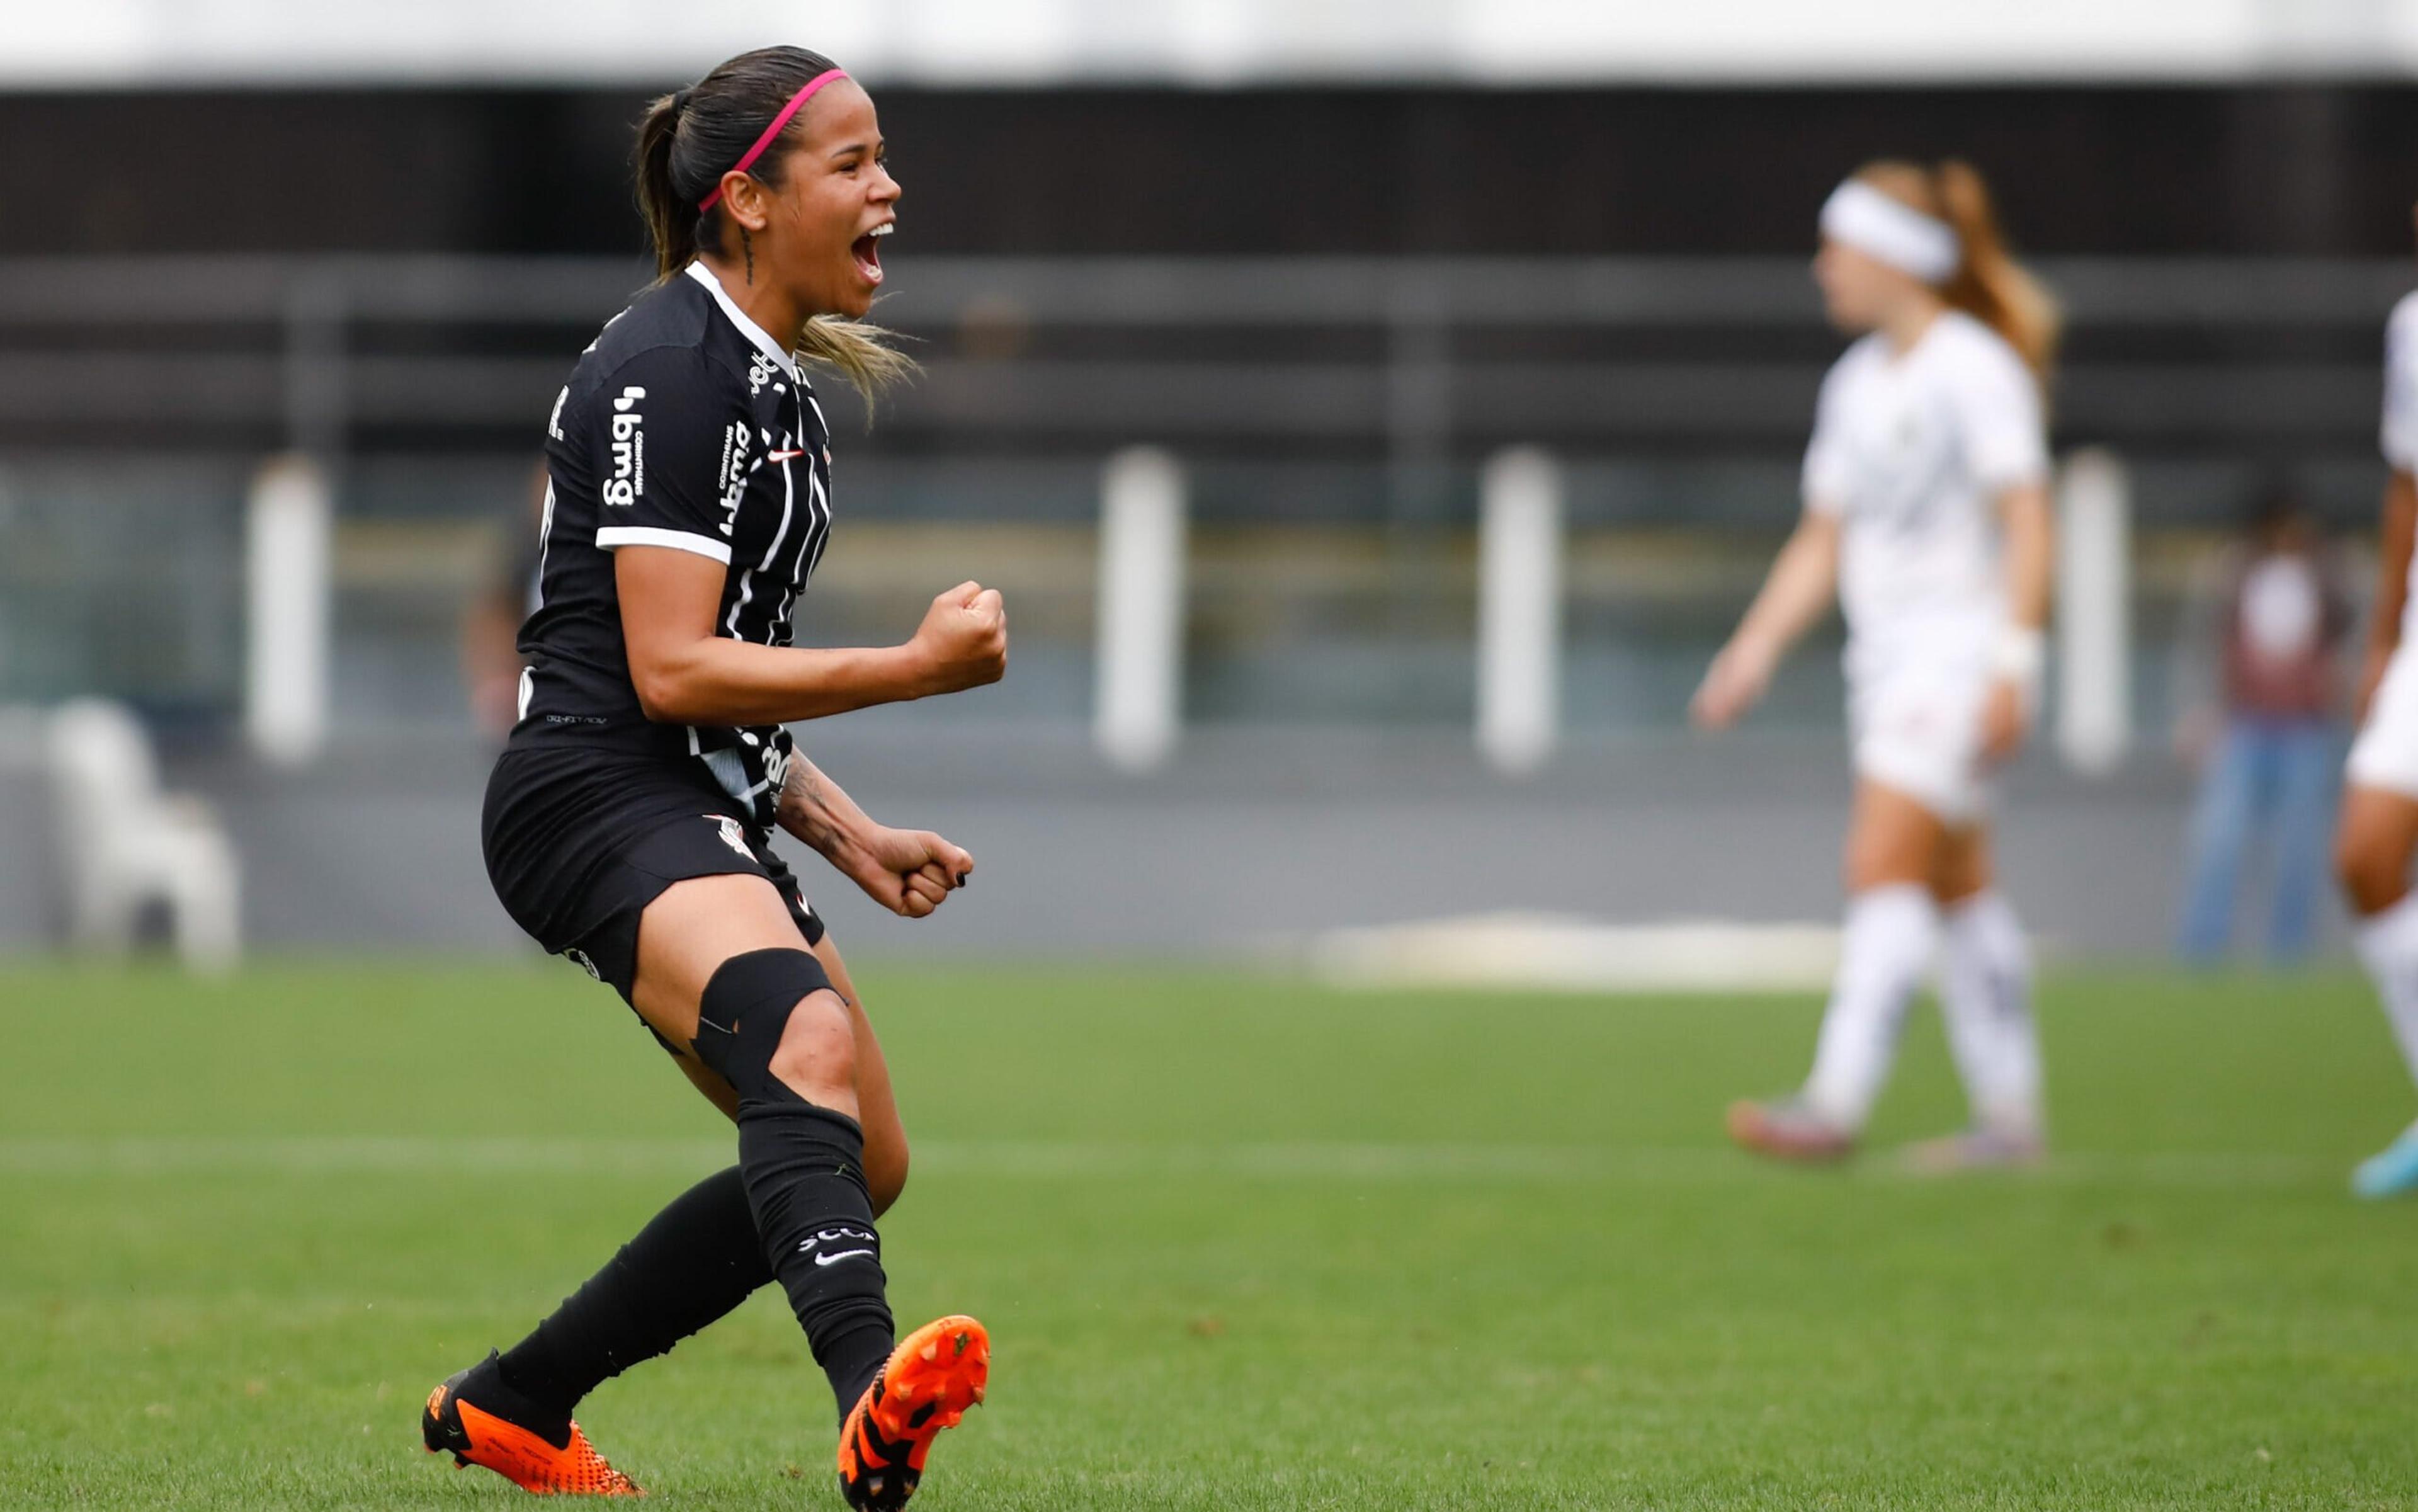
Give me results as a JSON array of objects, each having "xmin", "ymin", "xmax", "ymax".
[{"xmin": 3, "ymin": 959, "xmax": 2415, "ymax": 1509}]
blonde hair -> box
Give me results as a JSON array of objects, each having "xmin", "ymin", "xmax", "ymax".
[
  {"xmin": 635, "ymin": 50, "xmax": 918, "ymax": 409},
  {"xmin": 1853, "ymin": 159, "xmax": 2062, "ymax": 385},
  {"xmin": 792, "ymin": 314, "xmax": 917, "ymax": 404}
]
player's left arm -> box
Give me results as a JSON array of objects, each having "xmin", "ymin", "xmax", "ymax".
[
  {"xmin": 776, "ymin": 750, "xmax": 973, "ymax": 919},
  {"xmin": 1981, "ymin": 479, "xmax": 2055, "ymax": 763}
]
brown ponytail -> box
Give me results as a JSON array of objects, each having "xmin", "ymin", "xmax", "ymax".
[
  {"xmin": 633, "ymin": 47, "xmax": 916, "ymax": 406},
  {"xmin": 635, "ymin": 88, "xmax": 700, "ymax": 282},
  {"xmin": 1851, "ymin": 159, "xmax": 2061, "ymax": 387},
  {"xmin": 1931, "ymin": 161, "xmax": 2060, "ymax": 384}
]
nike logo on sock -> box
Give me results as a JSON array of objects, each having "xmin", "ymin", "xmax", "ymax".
[{"xmin": 796, "ymin": 1225, "xmax": 878, "ymax": 1268}]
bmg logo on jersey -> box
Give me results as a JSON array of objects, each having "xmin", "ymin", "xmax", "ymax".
[{"xmin": 604, "ymin": 385, "xmax": 647, "ymax": 506}]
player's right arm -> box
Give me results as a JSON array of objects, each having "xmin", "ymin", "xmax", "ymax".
[
  {"xmin": 1693, "ymin": 359, "xmax": 1851, "ymax": 731},
  {"xmin": 586, "ymin": 347, "xmax": 1006, "ymax": 725},
  {"xmin": 618, "ymin": 554, "xmax": 1006, "ymax": 724},
  {"xmin": 1690, "ymin": 510, "xmax": 1841, "ymax": 730},
  {"xmin": 2359, "ymin": 469, "xmax": 2417, "ymax": 720}
]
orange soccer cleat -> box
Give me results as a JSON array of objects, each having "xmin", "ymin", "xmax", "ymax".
[
  {"xmin": 1727, "ymin": 1096, "xmax": 1858, "ymax": 1164},
  {"xmin": 421, "ymin": 1352, "xmax": 643, "ymax": 1497},
  {"xmin": 836, "ymin": 1315, "xmax": 990, "ymax": 1511}
]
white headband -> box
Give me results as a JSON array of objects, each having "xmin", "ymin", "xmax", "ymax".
[{"xmin": 1819, "ymin": 179, "xmax": 1960, "ymax": 285}]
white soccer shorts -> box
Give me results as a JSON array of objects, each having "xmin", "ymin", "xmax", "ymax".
[
  {"xmin": 1848, "ymin": 669, "xmax": 1993, "ymax": 826},
  {"xmin": 2349, "ymin": 642, "xmax": 2418, "ymax": 799}
]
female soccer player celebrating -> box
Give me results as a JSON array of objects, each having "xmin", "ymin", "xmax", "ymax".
[
  {"xmin": 421, "ymin": 47, "xmax": 998, "ymax": 1507},
  {"xmin": 1692, "ymin": 161, "xmax": 2060, "ymax": 1169}
]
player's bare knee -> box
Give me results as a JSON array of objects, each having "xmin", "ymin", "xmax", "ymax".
[
  {"xmin": 866, "ymin": 1138, "xmax": 910, "ymax": 1216},
  {"xmin": 1843, "ymin": 844, "xmax": 1908, "ymax": 895},
  {"xmin": 693, "ymin": 948, "xmax": 851, "ymax": 1105},
  {"xmin": 1931, "ymin": 851, "xmax": 1989, "ymax": 907},
  {"xmin": 1841, "ymin": 839, "xmax": 1876, "ymax": 894},
  {"xmin": 2339, "ymin": 829, "xmax": 2408, "ymax": 916},
  {"xmin": 767, "ymin": 989, "xmax": 856, "ymax": 1099}
]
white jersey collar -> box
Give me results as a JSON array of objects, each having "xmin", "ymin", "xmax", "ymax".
[
  {"xmin": 1870, "ymin": 307, "xmax": 1964, "ymax": 372},
  {"xmin": 684, "ymin": 261, "xmax": 800, "ymax": 379}
]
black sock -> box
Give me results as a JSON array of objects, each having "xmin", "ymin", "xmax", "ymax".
[
  {"xmin": 494, "ymin": 1164, "xmax": 771, "ymax": 1423},
  {"xmin": 735, "ymin": 1088, "xmax": 897, "ymax": 1421}
]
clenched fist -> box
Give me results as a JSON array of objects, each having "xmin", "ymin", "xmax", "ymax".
[
  {"xmin": 910, "ymin": 581, "xmax": 1008, "ymax": 696},
  {"xmin": 841, "ymin": 825, "xmax": 976, "ymax": 919}
]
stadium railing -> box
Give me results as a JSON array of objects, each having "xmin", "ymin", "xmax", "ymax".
[{"xmin": 0, "ymin": 254, "xmax": 2400, "ymax": 734}]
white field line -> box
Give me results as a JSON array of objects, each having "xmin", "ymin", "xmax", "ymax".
[
  {"xmin": 1309, "ymin": 914, "xmax": 1844, "ymax": 994},
  {"xmin": 0, "ymin": 1137, "xmax": 2337, "ymax": 1189}
]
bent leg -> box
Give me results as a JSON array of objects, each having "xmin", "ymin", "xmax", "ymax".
[
  {"xmin": 1798, "ymin": 783, "xmax": 1950, "ymax": 1131},
  {"xmin": 2337, "ymin": 782, "xmax": 2418, "ymax": 1192},
  {"xmin": 485, "ymin": 870, "xmax": 919, "ymax": 1422},
  {"xmin": 2340, "ymin": 785, "xmax": 2418, "ymax": 1087},
  {"xmin": 479, "ymin": 875, "xmax": 818, "ymax": 1424},
  {"xmin": 632, "ymin": 876, "xmax": 897, "ymax": 1418},
  {"xmin": 1930, "ymin": 826, "xmax": 2043, "ymax": 1138},
  {"xmin": 2337, "ymin": 784, "xmax": 2418, "ymax": 919},
  {"xmin": 493, "ymin": 1164, "xmax": 771, "ymax": 1424},
  {"xmin": 812, "ymin": 933, "xmax": 911, "ymax": 1217}
]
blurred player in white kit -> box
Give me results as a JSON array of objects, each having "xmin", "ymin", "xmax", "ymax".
[
  {"xmin": 1693, "ymin": 161, "xmax": 2060, "ymax": 1168},
  {"xmin": 2332, "ymin": 205, "xmax": 2418, "ymax": 1198}
]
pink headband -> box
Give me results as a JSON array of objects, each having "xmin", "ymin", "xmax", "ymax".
[{"xmin": 696, "ymin": 67, "xmax": 849, "ymax": 213}]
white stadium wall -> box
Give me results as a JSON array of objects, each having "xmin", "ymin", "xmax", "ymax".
[{"xmin": 11, "ymin": 0, "xmax": 2418, "ymax": 85}]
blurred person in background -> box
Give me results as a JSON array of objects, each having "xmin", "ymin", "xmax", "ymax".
[
  {"xmin": 2333, "ymin": 205, "xmax": 2418, "ymax": 1198},
  {"xmin": 2171, "ymin": 486, "xmax": 2352, "ymax": 966},
  {"xmin": 1693, "ymin": 161, "xmax": 2058, "ymax": 1171},
  {"xmin": 420, "ymin": 47, "xmax": 1002, "ymax": 1508},
  {"xmin": 459, "ymin": 461, "xmax": 550, "ymax": 741}
]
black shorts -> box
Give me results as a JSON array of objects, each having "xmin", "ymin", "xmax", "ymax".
[{"xmin": 482, "ymin": 742, "xmax": 826, "ymax": 1006}]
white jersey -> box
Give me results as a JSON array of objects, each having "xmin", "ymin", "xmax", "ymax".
[
  {"xmin": 1802, "ymin": 310, "xmax": 2048, "ymax": 681},
  {"xmin": 2380, "ymin": 291, "xmax": 2418, "ymax": 645}
]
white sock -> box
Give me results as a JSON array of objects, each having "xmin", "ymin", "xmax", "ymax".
[
  {"xmin": 1938, "ymin": 891, "xmax": 2043, "ymax": 1136},
  {"xmin": 1803, "ymin": 884, "xmax": 1941, "ymax": 1131},
  {"xmin": 2354, "ymin": 892, "xmax": 2418, "ymax": 1093}
]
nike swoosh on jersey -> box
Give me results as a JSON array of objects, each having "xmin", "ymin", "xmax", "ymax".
[
  {"xmin": 767, "ymin": 448, "xmax": 809, "ymax": 462},
  {"xmin": 813, "ymin": 1248, "xmax": 877, "ymax": 1266}
]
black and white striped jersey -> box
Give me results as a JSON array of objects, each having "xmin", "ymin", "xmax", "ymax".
[{"xmin": 511, "ymin": 261, "xmax": 834, "ymax": 830}]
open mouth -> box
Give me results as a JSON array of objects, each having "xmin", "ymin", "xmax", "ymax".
[{"xmin": 851, "ymin": 222, "xmax": 891, "ymax": 285}]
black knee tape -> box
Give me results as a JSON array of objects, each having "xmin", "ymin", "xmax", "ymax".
[{"xmin": 693, "ymin": 948, "xmax": 836, "ymax": 1102}]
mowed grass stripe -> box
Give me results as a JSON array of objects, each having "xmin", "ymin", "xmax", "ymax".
[{"xmin": 0, "ymin": 1134, "xmax": 2342, "ymax": 1186}]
